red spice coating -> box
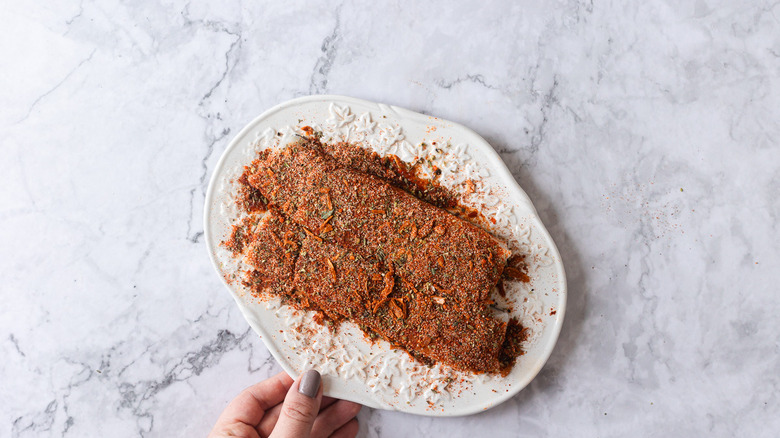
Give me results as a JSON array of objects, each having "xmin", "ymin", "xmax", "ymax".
[
  {"xmin": 293, "ymin": 231, "xmax": 507, "ymax": 373},
  {"xmin": 239, "ymin": 213, "xmax": 301, "ymax": 298},
  {"xmin": 247, "ymin": 139, "xmax": 509, "ymax": 303},
  {"xmin": 226, "ymin": 139, "xmax": 531, "ymax": 374},
  {"xmin": 323, "ymin": 141, "xmax": 458, "ymax": 210}
]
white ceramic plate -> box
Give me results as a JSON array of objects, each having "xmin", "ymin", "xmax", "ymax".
[{"xmin": 204, "ymin": 95, "xmax": 566, "ymax": 416}]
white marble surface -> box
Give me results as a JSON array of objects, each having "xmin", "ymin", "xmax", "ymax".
[{"xmin": 1, "ymin": 1, "xmax": 778, "ymax": 436}]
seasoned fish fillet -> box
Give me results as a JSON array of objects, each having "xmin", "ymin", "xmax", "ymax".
[
  {"xmin": 247, "ymin": 139, "xmax": 509, "ymax": 303},
  {"xmin": 294, "ymin": 234, "xmax": 507, "ymax": 373},
  {"xmin": 243, "ymin": 210, "xmax": 507, "ymax": 373}
]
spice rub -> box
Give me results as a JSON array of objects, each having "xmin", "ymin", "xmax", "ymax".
[
  {"xmin": 246, "ymin": 139, "xmax": 510, "ymax": 303},
  {"xmin": 323, "ymin": 141, "xmax": 458, "ymax": 210},
  {"xmin": 227, "ymin": 137, "xmax": 529, "ymax": 374},
  {"xmin": 292, "ymin": 226, "xmax": 507, "ymax": 373},
  {"xmin": 229, "ymin": 212, "xmax": 302, "ymax": 300}
]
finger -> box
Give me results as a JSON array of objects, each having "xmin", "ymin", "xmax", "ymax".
[
  {"xmin": 243, "ymin": 372, "xmax": 295, "ymax": 412},
  {"xmin": 311, "ymin": 400, "xmax": 362, "ymax": 438},
  {"xmin": 256, "ymin": 403, "xmax": 282, "ymax": 438},
  {"xmin": 269, "ymin": 370, "xmax": 322, "ymax": 438},
  {"xmin": 329, "ymin": 418, "xmax": 359, "ymax": 438},
  {"xmin": 257, "ymin": 395, "xmax": 339, "ymax": 437},
  {"xmin": 213, "ymin": 372, "xmax": 293, "ymax": 431},
  {"xmin": 320, "ymin": 396, "xmax": 339, "ymax": 410}
]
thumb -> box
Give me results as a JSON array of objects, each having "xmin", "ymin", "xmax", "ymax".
[{"xmin": 270, "ymin": 370, "xmax": 322, "ymax": 438}]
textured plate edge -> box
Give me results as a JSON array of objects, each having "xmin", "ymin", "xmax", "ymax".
[{"xmin": 203, "ymin": 94, "xmax": 567, "ymax": 417}]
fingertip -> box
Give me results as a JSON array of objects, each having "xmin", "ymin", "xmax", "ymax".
[
  {"xmin": 275, "ymin": 370, "xmax": 294, "ymax": 386},
  {"xmin": 271, "ymin": 370, "xmax": 323, "ymax": 437},
  {"xmin": 320, "ymin": 395, "xmax": 339, "ymax": 410},
  {"xmin": 343, "ymin": 400, "xmax": 362, "ymax": 416},
  {"xmin": 297, "ymin": 369, "xmax": 321, "ymax": 398}
]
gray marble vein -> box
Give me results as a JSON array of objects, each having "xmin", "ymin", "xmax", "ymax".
[{"xmin": 1, "ymin": 0, "xmax": 778, "ymax": 436}]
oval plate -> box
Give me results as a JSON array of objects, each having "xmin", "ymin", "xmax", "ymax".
[{"xmin": 204, "ymin": 95, "xmax": 566, "ymax": 416}]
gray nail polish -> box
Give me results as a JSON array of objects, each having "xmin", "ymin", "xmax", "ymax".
[{"xmin": 298, "ymin": 369, "xmax": 321, "ymax": 398}]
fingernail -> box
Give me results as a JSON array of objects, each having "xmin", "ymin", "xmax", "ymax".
[{"xmin": 298, "ymin": 369, "xmax": 321, "ymax": 398}]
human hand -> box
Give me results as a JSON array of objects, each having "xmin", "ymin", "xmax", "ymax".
[{"xmin": 209, "ymin": 370, "xmax": 361, "ymax": 438}]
